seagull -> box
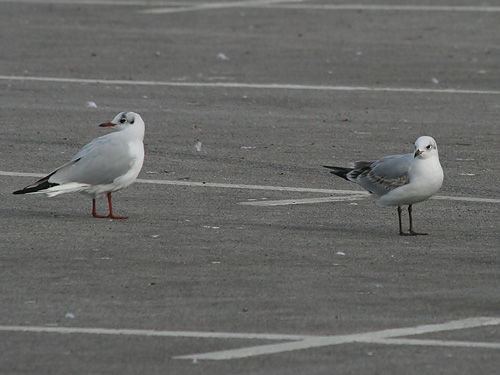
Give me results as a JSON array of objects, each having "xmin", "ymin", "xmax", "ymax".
[
  {"xmin": 324, "ymin": 136, "xmax": 444, "ymax": 235},
  {"xmin": 13, "ymin": 112, "xmax": 145, "ymax": 219}
]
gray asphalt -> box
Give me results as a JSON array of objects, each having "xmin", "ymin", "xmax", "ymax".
[{"xmin": 1, "ymin": 1, "xmax": 499, "ymax": 374}]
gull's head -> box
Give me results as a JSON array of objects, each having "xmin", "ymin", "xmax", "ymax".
[
  {"xmin": 99, "ymin": 112, "xmax": 144, "ymax": 132},
  {"xmin": 414, "ymin": 136, "xmax": 438, "ymax": 159}
]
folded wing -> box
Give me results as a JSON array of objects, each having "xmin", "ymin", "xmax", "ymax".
[
  {"xmin": 351, "ymin": 153, "xmax": 412, "ymax": 197},
  {"xmin": 13, "ymin": 135, "xmax": 134, "ymax": 196}
]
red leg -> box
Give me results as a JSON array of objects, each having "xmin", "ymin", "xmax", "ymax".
[
  {"xmin": 91, "ymin": 194, "xmax": 127, "ymax": 219},
  {"xmin": 106, "ymin": 193, "xmax": 127, "ymax": 219},
  {"xmin": 92, "ymin": 198, "xmax": 107, "ymax": 218}
]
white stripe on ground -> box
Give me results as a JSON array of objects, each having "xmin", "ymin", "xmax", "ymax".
[
  {"xmin": 0, "ymin": 0, "xmax": 198, "ymax": 4},
  {"xmin": 430, "ymin": 195, "xmax": 500, "ymax": 203},
  {"xmin": 141, "ymin": 0, "xmax": 304, "ymax": 14},
  {"xmin": 0, "ymin": 318, "xmax": 498, "ymax": 361},
  {"xmin": 3, "ymin": 0, "xmax": 500, "ymax": 13},
  {"xmin": 136, "ymin": 178, "xmax": 369, "ymax": 195},
  {"xmin": 239, "ymin": 195, "xmax": 366, "ymax": 206},
  {"xmin": 2, "ymin": 171, "xmax": 499, "ymax": 204},
  {"xmin": 365, "ymin": 338, "xmax": 500, "ymax": 349},
  {"xmin": 0, "ymin": 325, "xmax": 313, "ymax": 340},
  {"xmin": 175, "ymin": 317, "xmax": 500, "ymax": 360},
  {"xmin": 269, "ymin": 4, "xmax": 500, "ymax": 12},
  {"xmin": 2, "ymin": 75, "xmax": 500, "ymax": 96}
]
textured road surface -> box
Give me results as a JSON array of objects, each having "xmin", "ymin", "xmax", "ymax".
[{"xmin": 1, "ymin": 1, "xmax": 499, "ymax": 374}]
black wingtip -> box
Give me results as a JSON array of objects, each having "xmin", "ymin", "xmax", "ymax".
[
  {"xmin": 323, "ymin": 165, "xmax": 352, "ymax": 180},
  {"xmin": 12, "ymin": 180, "xmax": 59, "ymax": 195}
]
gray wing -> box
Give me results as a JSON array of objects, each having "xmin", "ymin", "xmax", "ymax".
[
  {"xmin": 48, "ymin": 134, "xmax": 132, "ymax": 186},
  {"xmin": 349, "ymin": 153, "xmax": 413, "ymax": 197}
]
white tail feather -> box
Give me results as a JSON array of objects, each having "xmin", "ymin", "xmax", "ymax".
[{"xmin": 43, "ymin": 183, "xmax": 91, "ymax": 197}]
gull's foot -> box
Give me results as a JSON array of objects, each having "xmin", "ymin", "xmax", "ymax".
[
  {"xmin": 108, "ymin": 214, "xmax": 128, "ymax": 220},
  {"xmin": 400, "ymin": 230, "xmax": 428, "ymax": 236},
  {"xmin": 92, "ymin": 213, "xmax": 128, "ymax": 219}
]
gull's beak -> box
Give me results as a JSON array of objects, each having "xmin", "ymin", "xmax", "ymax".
[
  {"xmin": 414, "ymin": 149, "xmax": 423, "ymax": 158},
  {"xmin": 99, "ymin": 122, "xmax": 115, "ymax": 127}
]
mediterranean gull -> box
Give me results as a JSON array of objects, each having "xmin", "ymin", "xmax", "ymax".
[
  {"xmin": 324, "ymin": 136, "xmax": 443, "ymax": 235},
  {"xmin": 13, "ymin": 112, "xmax": 145, "ymax": 219}
]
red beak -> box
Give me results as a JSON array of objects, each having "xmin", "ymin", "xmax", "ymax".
[{"xmin": 99, "ymin": 122, "xmax": 115, "ymax": 127}]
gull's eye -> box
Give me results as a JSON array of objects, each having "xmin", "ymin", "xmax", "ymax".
[
  {"xmin": 426, "ymin": 145, "xmax": 432, "ymax": 149},
  {"xmin": 120, "ymin": 118, "xmax": 126, "ymax": 124}
]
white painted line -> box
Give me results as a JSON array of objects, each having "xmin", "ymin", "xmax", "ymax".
[
  {"xmin": 240, "ymin": 194, "xmax": 500, "ymax": 206},
  {"xmin": 175, "ymin": 317, "xmax": 500, "ymax": 360},
  {"xmin": 0, "ymin": 0, "xmax": 300, "ymax": 7},
  {"xmin": 0, "ymin": 0, "xmax": 193, "ymax": 4},
  {"xmin": 431, "ymin": 195, "xmax": 500, "ymax": 204},
  {"xmin": 3, "ymin": 171, "xmax": 499, "ymax": 204},
  {"xmin": 268, "ymin": 4, "xmax": 500, "ymax": 13},
  {"xmin": 1, "ymin": 171, "xmax": 45, "ymax": 179},
  {"xmin": 365, "ymin": 338, "xmax": 500, "ymax": 350},
  {"xmin": 175, "ymin": 338, "xmax": 332, "ymax": 360},
  {"xmin": 354, "ymin": 316, "xmax": 500, "ymax": 339},
  {"xmin": 3, "ymin": 0, "xmax": 500, "ymax": 13},
  {"xmin": 0, "ymin": 325, "xmax": 313, "ymax": 341},
  {"xmin": 1, "ymin": 171, "xmax": 363, "ymax": 194},
  {"xmin": 135, "ymin": 177, "xmax": 368, "ymax": 195},
  {"xmin": 2, "ymin": 75, "xmax": 500, "ymax": 96},
  {"xmin": 239, "ymin": 195, "xmax": 365, "ymax": 206},
  {"xmin": 1, "ymin": 318, "xmax": 499, "ymax": 361},
  {"xmin": 141, "ymin": 0, "xmax": 304, "ymax": 15}
]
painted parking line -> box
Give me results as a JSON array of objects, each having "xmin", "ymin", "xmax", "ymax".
[
  {"xmin": 1, "ymin": 317, "xmax": 497, "ymax": 361},
  {"xmin": 430, "ymin": 195, "xmax": 500, "ymax": 203},
  {"xmin": 0, "ymin": 0, "xmax": 198, "ymax": 4},
  {"xmin": 240, "ymin": 194, "xmax": 500, "ymax": 206},
  {"xmin": 175, "ymin": 317, "xmax": 500, "ymax": 360},
  {"xmin": 0, "ymin": 170, "xmax": 367, "ymax": 195},
  {"xmin": 140, "ymin": 0, "xmax": 304, "ymax": 15},
  {"xmin": 136, "ymin": 178, "xmax": 368, "ymax": 195},
  {"xmin": 3, "ymin": 0, "xmax": 500, "ymax": 13},
  {"xmin": 2, "ymin": 75, "xmax": 500, "ymax": 96},
  {"xmin": 365, "ymin": 338, "xmax": 500, "ymax": 349},
  {"xmin": 239, "ymin": 195, "xmax": 366, "ymax": 206},
  {"xmin": 0, "ymin": 325, "xmax": 314, "ymax": 341},
  {"xmin": 269, "ymin": 4, "xmax": 500, "ymax": 13},
  {"xmin": 2, "ymin": 171, "xmax": 499, "ymax": 204}
]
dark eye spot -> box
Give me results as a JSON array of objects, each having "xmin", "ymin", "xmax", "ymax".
[
  {"xmin": 120, "ymin": 118, "xmax": 126, "ymax": 124},
  {"xmin": 131, "ymin": 119, "xmax": 135, "ymax": 124},
  {"xmin": 426, "ymin": 145, "xmax": 432, "ymax": 149}
]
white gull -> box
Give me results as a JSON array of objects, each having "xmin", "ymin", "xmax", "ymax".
[
  {"xmin": 324, "ymin": 136, "xmax": 444, "ymax": 235},
  {"xmin": 13, "ymin": 112, "xmax": 145, "ymax": 219}
]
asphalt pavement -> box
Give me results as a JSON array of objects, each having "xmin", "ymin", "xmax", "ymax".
[{"xmin": 1, "ymin": 1, "xmax": 499, "ymax": 374}]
